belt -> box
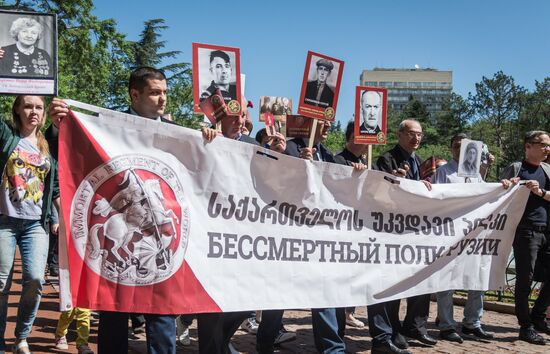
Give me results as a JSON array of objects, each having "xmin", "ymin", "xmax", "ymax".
[{"xmin": 518, "ymin": 224, "xmax": 547, "ymax": 232}]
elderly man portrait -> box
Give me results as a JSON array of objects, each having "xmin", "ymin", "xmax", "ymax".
[
  {"xmin": 200, "ymin": 49, "xmax": 237, "ymax": 103},
  {"xmin": 304, "ymin": 58, "xmax": 335, "ymax": 108},
  {"xmin": 0, "ymin": 17, "xmax": 52, "ymax": 77},
  {"xmin": 359, "ymin": 90, "xmax": 382, "ymax": 135}
]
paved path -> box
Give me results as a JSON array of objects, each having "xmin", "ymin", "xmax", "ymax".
[{"xmin": 3, "ymin": 256, "xmax": 549, "ymax": 353}]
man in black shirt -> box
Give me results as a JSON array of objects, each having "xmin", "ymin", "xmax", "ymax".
[{"xmin": 502, "ymin": 130, "xmax": 550, "ymax": 345}]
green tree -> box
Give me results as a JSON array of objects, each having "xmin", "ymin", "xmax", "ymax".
[
  {"xmin": 0, "ymin": 0, "xmax": 134, "ymax": 111},
  {"xmin": 469, "ymin": 71, "xmax": 526, "ymax": 176},
  {"xmin": 434, "ymin": 93, "xmax": 472, "ymax": 146}
]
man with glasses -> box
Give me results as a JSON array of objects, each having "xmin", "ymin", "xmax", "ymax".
[
  {"xmin": 502, "ymin": 130, "xmax": 550, "ymax": 345},
  {"xmin": 370, "ymin": 119, "xmax": 435, "ymax": 354}
]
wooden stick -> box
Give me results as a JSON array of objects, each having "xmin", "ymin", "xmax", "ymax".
[
  {"xmin": 368, "ymin": 145, "xmax": 372, "ymax": 170},
  {"xmin": 308, "ymin": 118, "xmax": 318, "ymax": 149}
]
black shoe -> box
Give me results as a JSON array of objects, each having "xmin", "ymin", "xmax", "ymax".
[
  {"xmin": 392, "ymin": 332, "xmax": 409, "ymax": 349},
  {"xmin": 519, "ymin": 327, "xmax": 546, "ymax": 345},
  {"xmin": 405, "ymin": 331, "xmax": 437, "ymax": 346},
  {"xmin": 462, "ymin": 326, "xmax": 494, "ymax": 339},
  {"xmin": 371, "ymin": 341, "xmax": 412, "ymax": 354},
  {"xmin": 533, "ymin": 319, "xmax": 550, "ymax": 335},
  {"xmin": 440, "ymin": 329, "xmax": 464, "ymax": 343}
]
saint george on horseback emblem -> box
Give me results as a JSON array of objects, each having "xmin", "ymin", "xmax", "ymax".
[{"xmin": 70, "ymin": 155, "xmax": 190, "ymax": 285}]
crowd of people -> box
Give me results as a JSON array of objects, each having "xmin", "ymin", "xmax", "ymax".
[{"xmin": 0, "ymin": 56, "xmax": 549, "ymax": 354}]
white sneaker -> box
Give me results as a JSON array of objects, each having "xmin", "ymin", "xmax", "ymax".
[
  {"xmin": 274, "ymin": 329, "xmax": 297, "ymax": 345},
  {"xmin": 345, "ymin": 313, "xmax": 365, "ymax": 328},
  {"xmin": 240, "ymin": 317, "xmax": 259, "ymax": 334},
  {"xmin": 177, "ymin": 327, "xmax": 191, "ymax": 346},
  {"xmin": 12, "ymin": 339, "xmax": 31, "ymax": 354},
  {"xmin": 54, "ymin": 335, "xmax": 69, "ymax": 350}
]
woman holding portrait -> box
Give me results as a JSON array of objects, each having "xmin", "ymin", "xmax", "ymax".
[{"xmin": 0, "ymin": 95, "xmax": 60, "ymax": 354}]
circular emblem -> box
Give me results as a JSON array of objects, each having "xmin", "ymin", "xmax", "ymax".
[
  {"xmin": 227, "ymin": 100, "xmax": 241, "ymax": 114},
  {"xmin": 377, "ymin": 131, "xmax": 385, "ymax": 143},
  {"xmin": 324, "ymin": 107, "xmax": 335, "ymax": 120},
  {"xmin": 70, "ymin": 154, "xmax": 190, "ymax": 285},
  {"xmin": 211, "ymin": 94, "xmax": 221, "ymax": 106}
]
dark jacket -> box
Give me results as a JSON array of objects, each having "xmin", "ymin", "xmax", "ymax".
[
  {"xmin": 334, "ymin": 148, "xmax": 367, "ymax": 166},
  {"xmin": 304, "ymin": 81, "xmax": 334, "ymax": 108},
  {"xmin": 376, "ymin": 144, "xmax": 422, "ymax": 180}
]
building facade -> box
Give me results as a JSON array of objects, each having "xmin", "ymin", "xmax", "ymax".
[{"xmin": 359, "ymin": 68, "xmax": 452, "ymax": 116}]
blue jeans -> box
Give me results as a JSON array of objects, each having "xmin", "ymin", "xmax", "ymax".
[
  {"xmin": 311, "ymin": 308, "xmax": 346, "ymax": 354},
  {"xmin": 436, "ymin": 290, "xmax": 484, "ymax": 330},
  {"xmin": 0, "ymin": 216, "xmax": 49, "ymax": 350}
]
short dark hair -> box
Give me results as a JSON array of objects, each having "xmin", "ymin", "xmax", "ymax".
[
  {"xmin": 450, "ymin": 133, "xmax": 468, "ymax": 147},
  {"xmin": 345, "ymin": 121, "xmax": 354, "ymax": 142},
  {"xmin": 524, "ymin": 130, "xmax": 549, "ymax": 144},
  {"xmin": 128, "ymin": 67, "xmax": 166, "ymax": 93},
  {"xmin": 210, "ymin": 50, "xmax": 230, "ymax": 64},
  {"xmin": 255, "ymin": 128, "xmax": 267, "ymax": 144}
]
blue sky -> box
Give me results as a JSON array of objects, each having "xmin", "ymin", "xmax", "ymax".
[{"xmin": 93, "ymin": 0, "xmax": 549, "ymax": 128}]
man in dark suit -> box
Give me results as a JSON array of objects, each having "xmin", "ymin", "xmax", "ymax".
[
  {"xmin": 359, "ymin": 90, "xmax": 382, "ymax": 135},
  {"xmin": 304, "ymin": 58, "xmax": 335, "ymax": 109},
  {"xmin": 371, "ymin": 119, "xmax": 435, "ymax": 354},
  {"xmin": 201, "ymin": 50, "xmax": 237, "ymax": 104}
]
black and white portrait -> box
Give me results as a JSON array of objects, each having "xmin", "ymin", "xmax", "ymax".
[
  {"xmin": 303, "ymin": 55, "xmax": 340, "ymax": 109},
  {"xmin": 192, "ymin": 43, "xmax": 241, "ymax": 115},
  {"xmin": 359, "ymin": 90, "xmax": 383, "ymax": 135},
  {"xmin": 0, "ymin": 10, "xmax": 57, "ymax": 95},
  {"xmin": 458, "ymin": 139, "xmax": 483, "ymax": 177},
  {"xmin": 259, "ymin": 96, "xmax": 292, "ymax": 121}
]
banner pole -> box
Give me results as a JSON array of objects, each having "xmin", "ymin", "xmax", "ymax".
[
  {"xmin": 308, "ymin": 118, "xmax": 318, "ymax": 149},
  {"xmin": 368, "ymin": 145, "xmax": 372, "ymax": 170}
]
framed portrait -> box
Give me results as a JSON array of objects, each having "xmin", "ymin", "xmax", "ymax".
[
  {"xmin": 354, "ymin": 86, "xmax": 387, "ymax": 145},
  {"xmin": 297, "ymin": 51, "xmax": 344, "ymax": 121},
  {"xmin": 457, "ymin": 139, "xmax": 483, "ymax": 177},
  {"xmin": 0, "ymin": 10, "xmax": 57, "ymax": 95},
  {"xmin": 259, "ymin": 96, "xmax": 292, "ymax": 122},
  {"xmin": 286, "ymin": 115, "xmax": 313, "ymax": 138},
  {"xmin": 192, "ymin": 42, "xmax": 241, "ymax": 115}
]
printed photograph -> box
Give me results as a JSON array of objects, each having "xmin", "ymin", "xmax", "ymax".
[
  {"xmin": 298, "ymin": 51, "xmax": 344, "ymax": 121},
  {"xmin": 457, "ymin": 139, "xmax": 483, "ymax": 177},
  {"xmin": 192, "ymin": 42, "xmax": 241, "ymax": 114},
  {"xmin": 0, "ymin": 10, "xmax": 57, "ymax": 95},
  {"xmin": 259, "ymin": 96, "xmax": 292, "ymax": 121},
  {"xmin": 354, "ymin": 86, "xmax": 387, "ymax": 145}
]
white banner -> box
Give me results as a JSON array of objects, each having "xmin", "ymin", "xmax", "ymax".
[{"xmin": 60, "ymin": 101, "xmax": 529, "ymax": 313}]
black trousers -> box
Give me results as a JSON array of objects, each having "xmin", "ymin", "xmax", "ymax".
[
  {"xmin": 197, "ymin": 311, "xmax": 249, "ymax": 354},
  {"xmin": 367, "ymin": 294, "xmax": 430, "ymax": 345},
  {"xmin": 513, "ymin": 228, "xmax": 550, "ymax": 328}
]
